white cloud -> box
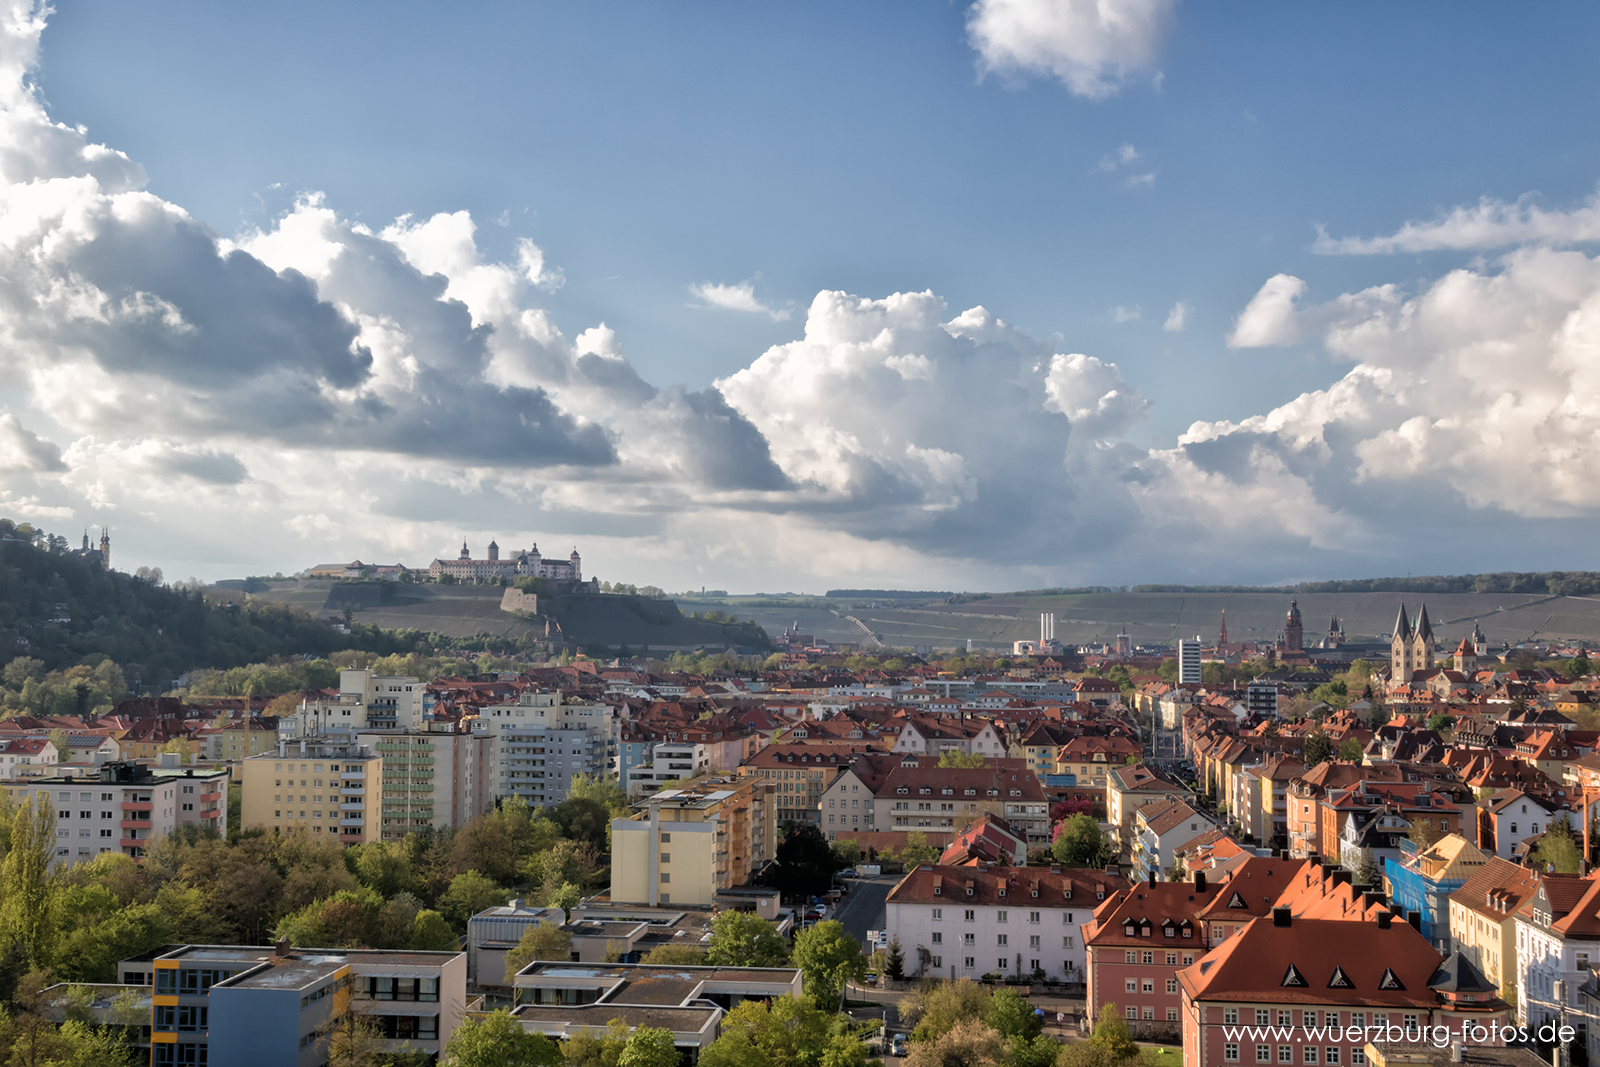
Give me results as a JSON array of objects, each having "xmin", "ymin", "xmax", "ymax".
[
  {"xmin": 1112, "ymin": 304, "xmax": 1141, "ymax": 323},
  {"xmin": 1099, "ymin": 143, "xmax": 1140, "ymax": 171},
  {"xmin": 1314, "ymin": 189, "xmax": 1600, "ymax": 255},
  {"xmin": 1124, "ymin": 171, "xmax": 1156, "ymax": 189},
  {"xmin": 1226, "ymin": 273, "xmax": 1308, "ymax": 347},
  {"xmin": 1162, "ymin": 300, "xmax": 1190, "ymax": 331},
  {"xmin": 689, "ymin": 280, "xmax": 791, "ymax": 321},
  {"xmin": 0, "ymin": 412, "xmax": 64, "ymax": 472},
  {"xmin": 967, "ymin": 0, "xmax": 1178, "ymax": 99}
]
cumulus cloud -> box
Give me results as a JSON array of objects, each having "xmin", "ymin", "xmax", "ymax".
[
  {"xmin": 967, "ymin": 0, "xmax": 1177, "ymax": 99},
  {"xmin": 1314, "ymin": 189, "xmax": 1600, "ymax": 255},
  {"xmin": 1112, "ymin": 305, "xmax": 1141, "ymax": 322},
  {"xmin": 0, "ymin": 414, "xmax": 64, "ymax": 472},
  {"xmin": 690, "ymin": 280, "xmax": 792, "ymax": 321},
  {"xmin": 1162, "ymin": 301, "xmax": 1190, "ymax": 331}
]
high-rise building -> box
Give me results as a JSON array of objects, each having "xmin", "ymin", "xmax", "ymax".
[
  {"xmin": 610, "ymin": 776, "xmax": 777, "ymax": 907},
  {"xmin": 1177, "ymin": 639, "xmax": 1202, "ymax": 684},
  {"xmin": 474, "ymin": 690, "xmax": 615, "ymax": 807},
  {"xmin": 293, "ymin": 670, "xmax": 423, "ymax": 736},
  {"xmin": 355, "ymin": 728, "xmax": 495, "ymax": 838},
  {"xmin": 241, "ymin": 738, "xmax": 385, "ymax": 845},
  {"xmin": 1246, "ymin": 681, "xmax": 1280, "ymax": 719}
]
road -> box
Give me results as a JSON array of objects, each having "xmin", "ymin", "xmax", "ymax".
[{"xmin": 831, "ymin": 874, "xmax": 896, "ymax": 947}]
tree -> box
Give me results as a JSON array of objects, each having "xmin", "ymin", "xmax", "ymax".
[
  {"xmin": 706, "ymin": 911, "xmax": 790, "ymax": 968},
  {"xmin": 1407, "ymin": 818, "xmax": 1443, "ymax": 851},
  {"xmin": 792, "ymin": 920, "xmax": 864, "ymax": 1006},
  {"xmin": 937, "ymin": 751, "xmax": 986, "ymax": 769},
  {"xmin": 1335, "ymin": 738, "xmax": 1363, "ymax": 762},
  {"xmin": 699, "ymin": 993, "xmax": 864, "ymax": 1067},
  {"xmin": 904, "ymin": 1019, "xmax": 1007, "ymax": 1067},
  {"xmin": 984, "ymin": 988, "xmax": 1042, "ymax": 1041},
  {"xmin": 767, "ymin": 824, "xmax": 837, "ymax": 899},
  {"xmin": 1051, "ymin": 814, "xmax": 1108, "ymax": 866},
  {"xmin": 564, "ymin": 1018, "xmax": 633, "ymax": 1067},
  {"xmin": 1532, "ymin": 821, "xmax": 1583, "ymax": 874},
  {"xmin": 885, "ymin": 936, "xmax": 905, "ymax": 981},
  {"xmin": 1087, "ymin": 1003, "xmax": 1139, "ymax": 1061},
  {"xmin": 442, "ymin": 1009, "xmax": 564, "ymax": 1067},
  {"xmin": 1, "ymin": 794, "xmax": 57, "ymax": 969},
  {"xmin": 899, "ymin": 977, "xmax": 992, "ymax": 1041},
  {"xmin": 830, "ymin": 839, "xmax": 863, "ymax": 869},
  {"xmin": 545, "ymin": 882, "xmax": 582, "ymax": 923},
  {"xmin": 320, "ymin": 1009, "xmax": 385, "ymax": 1067},
  {"xmin": 619, "ymin": 1026, "xmax": 681, "ymax": 1067},
  {"xmin": 409, "ymin": 910, "xmax": 458, "ymax": 951},
  {"xmin": 1425, "ymin": 712, "xmax": 1455, "ymax": 733},
  {"xmin": 438, "ymin": 870, "xmax": 509, "ymax": 927},
  {"xmin": 900, "ymin": 830, "xmax": 940, "ymax": 870},
  {"xmin": 1351, "ymin": 848, "xmax": 1381, "ymax": 888},
  {"xmin": 505, "ymin": 923, "xmax": 574, "ymax": 981},
  {"xmin": 1302, "ymin": 728, "xmax": 1333, "ymax": 766},
  {"xmin": 640, "ymin": 943, "xmax": 708, "ymax": 965}
]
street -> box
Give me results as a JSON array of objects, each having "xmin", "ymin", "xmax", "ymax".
[{"xmin": 831, "ymin": 873, "xmax": 897, "ymax": 947}]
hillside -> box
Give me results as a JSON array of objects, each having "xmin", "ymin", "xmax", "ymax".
[
  {"xmin": 246, "ymin": 579, "xmax": 771, "ymax": 653},
  {"xmin": 0, "ymin": 522, "xmax": 411, "ymax": 687},
  {"xmin": 678, "ymin": 588, "xmax": 1600, "ymax": 652}
]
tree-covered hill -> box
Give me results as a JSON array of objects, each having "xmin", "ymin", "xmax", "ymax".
[{"xmin": 0, "ymin": 519, "xmax": 411, "ymax": 690}]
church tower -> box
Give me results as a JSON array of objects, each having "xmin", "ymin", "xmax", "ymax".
[
  {"xmin": 1219, "ymin": 610, "xmax": 1228, "ymax": 648},
  {"xmin": 1454, "ymin": 636, "xmax": 1477, "ymax": 677},
  {"xmin": 488, "ymin": 539, "xmax": 500, "ymax": 562},
  {"xmin": 1391, "ymin": 603, "xmax": 1415, "ymax": 682},
  {"xmin": 1472, "ymin": 620, "xmax": 1488, "ymax": 657},
  {"xmin": 1284, "ymin": 600, "xmax": 1303, "ymax": 652},
  {"xmin": 1412, "ymin": 604, "xmax": 1436, "ymax": 675},
  {"xmin": 99, "ymin": 528, "xmax": 109, "ymax": 569},
  {"xmin": 459, "ymin": 541, "xmax": 470, "ymax": 560}
]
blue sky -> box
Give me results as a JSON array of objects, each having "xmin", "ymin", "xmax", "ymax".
[{"xmin": 1, "ymin": 0, "xmax": 1598, "ymax": 590}]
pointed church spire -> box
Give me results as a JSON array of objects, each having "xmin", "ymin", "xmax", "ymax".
[
  {"xmin": 1393, "ymin": 603, "xmax": 1412, "ymax": 640},
  {"xmin": 1416, "ymin": 603, "xmax": 1434, "ymax": 642}
]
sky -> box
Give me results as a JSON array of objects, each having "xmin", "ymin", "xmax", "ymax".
[{"xmin": 0, "ymin": 0, "xmax": 1598, "ymax": 591}]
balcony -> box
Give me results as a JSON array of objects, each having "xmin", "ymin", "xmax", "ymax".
[
  {"xmin": 120, "ymin": 838, "xmax": 145, "ymax": 849},
  {"xmin": 340, "ymin": 802, "xmax": 366, "ymax": 811},
  {"xmin": 120, "ymin": 801, "xmax": 152, "ymax": 812},
  {"xmin": 119, "ymin": 818, "xmax": 151, "ymax": 830}
]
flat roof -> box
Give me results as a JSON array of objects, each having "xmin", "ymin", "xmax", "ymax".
[
  {"xmin": 512, "ymin": 1004, "xmax": 719, "ymax": 1034},
  {"xmin": 222, "ymin": 959, "xmax": 345, "ymax": 991}
]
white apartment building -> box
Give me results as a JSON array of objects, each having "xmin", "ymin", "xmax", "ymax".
[
  {"xmin": 884, "ymin": 864, "xmax": 1127, "ymax": 984},
  {"xmin": 1513, "ymin": 877, "xmax": 1600, "ymax": 1028},
  {"xmin": 5, "ymin": 761, "xmax": 220, "ymax": 869},
  {"xmin": 891, "ymin": 719, "xmax": 1008, "ymax": 758},
  {"xmin": 474, "ymin": 690, "xmax": 615, "ymax": 806},
  {"xmin": 355, "ymin": 728, "xmax": 495, "ymax": 837},
  {"xmin": 294, "ymin": 670, "xmax": 423, "ymax": 736},
  {"xmin": 624, "ymin": 742, "xmax": 710, "ymax": 797},
  {"xmin": 1130, "ymin": 799, "xmax": 1217, "ymax": 883}
]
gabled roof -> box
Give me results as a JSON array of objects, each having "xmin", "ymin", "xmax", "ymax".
[{"xmin": 1177, "ymin": 916, "xmax": 1443, "ymax": 1007}]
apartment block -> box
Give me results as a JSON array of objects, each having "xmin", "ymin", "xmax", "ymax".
[
  {"xmin": 624, "ymin": 741, "xmax": 710, "ymax": 797},
  {"xmin": 293, "ymin": 670, "xmax": 423, "ymax": 736},
  {"xmin": 875, "ymin": 761, "xmax": 1051, "ymax": 844},
  {"xmin": 474, "ymin": 690, "xmax": 615, "ymax": 806},
  {"xmin": 355, "ymin": 728, "xmax": 494, "ymax": 838},
  {"xmin": 885, "ymin": 864, "xmax": 1128, "ymax": 985},
  {"xmin": 114, "ymin": 942, "xmax": 465, "ymax": 1067},
  {"xmin": 611, "ymin": 777, "xmax": 777, "ymax": 907},
  {"xmin": 7, "ymin": 761, "xmax": 224, "ymax": 870},
  {"xmin": 241, "ymin": 738, "xmax": 384, "ymax": 845}
]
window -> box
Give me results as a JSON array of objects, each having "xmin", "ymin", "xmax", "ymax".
[
  {"xmin": 1142, "ymin": 951, "xmax": 1154, "ymax": 965},
  {"xmin": 1303, "ymin": 1049, "xmax": 1318, "ymax": 1065},
  {"xmin": 1166, "ymin": 979, "xmax": 1177, "ymax": 994},
  {"xmin": 965, "ymin": 910, "xmax": 976, "ymax": 921},
  {"xmin": 1167, "ymin": 952, "xmax": 1178, "ymax": 965},
  {"xmin": 965, "ymin": 957, "xmax": 975, "ymax": 969},
  {"xmin": 997, "ymin": 934, "xmax": 1008, "ymax": 946},
  {"xmin": 659, "ymin": 873, "xmax": 670, "ymax": 883},
  {"xmin": 1326, "ymin": 1050, "xmax": 1340, "ymax": 1065},
  {"xmin": 1350, "ymin": 1051, "xmax": 1366, "ymax": 1067},
  {"xmin": 1125, "ymin": 951, "xmax": 1138, "ymax": 964},
  {"xmin": 1349, "ymin": 1013, "xmax": 1364, "ymax": 1029},
  {"xmin": 932, "ymin": 909, "xmax": 942, "ymax": 920},
  {"xmin": 1126, "ymin": 979, "xmax": 1138, "ymax": 993},
  {"xmin": 1127, "ymin": 1007, "xmax": 1138, "ymax": 1021},
  {"xmin": 1030, "ymin": 912, "xmax": 1040, "ymax": 923},
  {"xmin": 931, "ymin": 956, "xmax": 942, "ymax": 968},
  {"xmin": 1141, "ymin": 980, "xmax": 1153, "ymax": 993},
  {"xmin": 997, "ymin": 911, "xmax": 1007, "ymax": 922},
  {"xmin": 1224, "ymin": 1009, "xmax": 1238, "ymax": 1025},
  {"xmin": 1029, "ymin": 936, "xmax": 1040, "ymax": 948},
  {"xmin": 1278, "ymin": 1011, "xmax": 1292, "ymax": 1026},
  {"xmin": 1257, "ymin": 1011, "xmax": 1270, "ymax": 1026},
  {"xmin": 1063, "ymin": 937, "xmax": 1074, "ymax": 948},
  {"xmin": 1167, "ymin": 1008, "xmax": 1178, "ymax": 1022},
  {"xmin": 1280, "ymin": 1048, "xmax": 1293, "ymax": 1064},
  {"xmin": 1257, "ymin": 1047, "xmax": 1272, "ymax": 1063},
  {"xmin": 1183, "ymin": 955, "xmax": 1194, "ymax": 966},
  {"xmin": 660, "ymin": 853, "xmax": 670, "ymax": 863},
  {"xmin": 1225, "ymin": 1044, "xmax": 1239, "ymax": 1063},
  {"xmin": 964, "ymin": 934, "xmax": 975, "ymax": 946}
]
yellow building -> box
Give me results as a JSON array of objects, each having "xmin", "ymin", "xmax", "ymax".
[
  {"xmin": 203, "ymin": 721, "xmax": 280, "ymax": 763},
  {"xmin": 610, "ymin": 776, "xmax": 776, "ymax": 907},
  {"xmin": 1446, "ymin": 856, "xmax": 1540, "ymax": 1002},
  {"xmin": 241, "ymin": 738, "xmax": 384, "ymax": 845}
]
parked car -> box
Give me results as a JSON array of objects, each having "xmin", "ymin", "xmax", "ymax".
[
  {"xmin": 891, "ymin": 1035, "xmax": 909, "ymax": 1057},
  {"xmin": 808, "ymin": 904, "xmax": 829, "ymax": 918},
  {"xmin": 864, "ymin": 972, "xmax": 878, "ymax": 986},
  {"xmin": 825, "ymin": 888, "xmax": 844, "ymax": 902},
  {"xmin": 837, "ymin": 868, "xmax": 858, "ymax": 878}
]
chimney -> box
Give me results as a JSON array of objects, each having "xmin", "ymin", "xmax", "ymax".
[
  {"xmin": 1451, "ymin": 1040, "xmax": 1463, "ymax": 1063},
  {"xmin": 1406, "ymin": 910, "xmax": 1421, "ymax": 932},
  {"xmin": 1148, "ymin": 871, "xmax": 1158, "ymax": 887},
  {"xmin": 275, "ymin": 938, "xmax": 292, "ymax": 957},
  {"xmin": 1194, "ymin": 871, "xmax": 1207, "ymax": 892},
  {"xmin": 1272, "ymin": 907, "xmax": 1291, "ymax": 927},
  {"xmin": 1376, "ymin": 911, "xmax": 1392, "ymax": 930}
]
